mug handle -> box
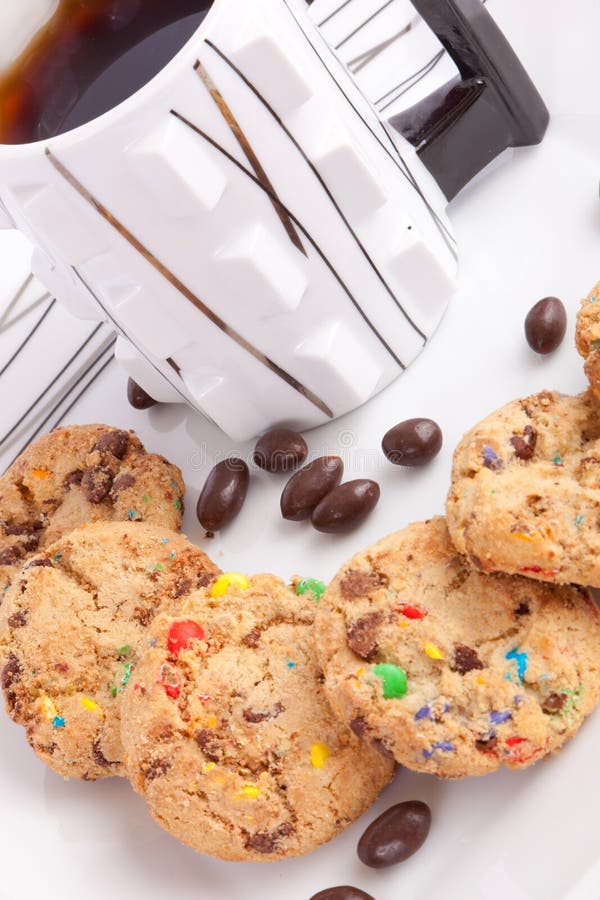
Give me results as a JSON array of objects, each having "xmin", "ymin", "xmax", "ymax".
[{"xmin": 388, "ymin": 0, "xmax": 549, "ymax": 201}]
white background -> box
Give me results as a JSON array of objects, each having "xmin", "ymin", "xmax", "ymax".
[{"xmin": 1, "ymin": 1, "xmax": 600, "ymax": 898}]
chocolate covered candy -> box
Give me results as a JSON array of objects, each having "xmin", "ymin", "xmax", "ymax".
[
  {"xmin": 312, "ymin": 480, "xmax": 380, "ymax": 534},
  {"xmin": 382, "ymin": 418, "xmax": 442, "ymax": 466},
  {"xmin": 525, "ymin": 297, "xmax": 567, "ymax": 354},
  {"xmin": 358, "ymin": 801, "xmax": 431, "ymax": 869},
  {"xmin": 196, "ymin": 459, "xmax": 249, "ymax": 531},
  {"xmin": 254, "ymin": 428, "xmax": 308, "ymax": 473},
  {"xmin": 281, "ymin": 456, "xmax": 344, "ymax": 521}
]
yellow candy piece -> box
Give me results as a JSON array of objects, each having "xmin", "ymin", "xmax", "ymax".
[
  {"xmin": 476, "ymin": 676, "xmax": 485, "ymax": 686},
  {"xmin": 423, "ymin": 642, "xmax": 444, "ymax": 660},
  {"xmin": 356, "ymin": 668, "xmax": 365, "ymax": 678},
  {"xmin": 38, "ymin": 695, "xmax": 58, "ymax": 720},
  {"xmin": 32, "ymin": 468, "xmax": 50, "ymax": 480},
  {"xmin": 399, "ymin": 621, "xmax": 409, "ymax": 629},
  {"xmin": 210, "ymin": 573, "xmax": 249, "ymax": 598},
  {"xmin": 512, "ymin": 530, "xmax": 540, "ymax": 543},
  {"xmin": 204, "ymin": 714, "xmax": 218, "ymax": 729},
  {"xmin": 203, "ymin": 762, "xmax": 215, "ymax": 774},
  {"xmin": 311, "ymin": 742, "xmax": 331, "ymax": 769},
  {"xmin": 81, "ymin": 696, "xmax": 103, "ymax": 715},
  {"xmin": 235, "ymin": 784, "xmax": 261, "ymax": 800}
]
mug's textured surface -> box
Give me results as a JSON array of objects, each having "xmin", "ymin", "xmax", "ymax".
[{"xmin": 0, "ymin": 0, "xmax": 457, "ymax": 439}]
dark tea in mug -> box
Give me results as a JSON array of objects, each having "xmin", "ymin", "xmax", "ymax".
[{"xmin": 0, "ymin": 0, "xmax": 214, "ymax": 145}]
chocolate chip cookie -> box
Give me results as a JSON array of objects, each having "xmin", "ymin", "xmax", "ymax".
[
  {"xmin": 576, "ymin": 279, "xmax": 600, "ymax": 396},
  {"xmin": 315, "ymin": 517, "xmax": 600, "ymax": 778},
  {"xmin": 120, "ymin": 574, "xmax": 394, "ymax": 861},
  {"xmin": 0, "ymin": 424, "xmax": 186, "ymax": 592},
  {"xmin": 0, "ymin": 522, "xmax": 220, "ymax": 780},
  {"xmin": 446, "ymin": 389, "xmax": 600, "ymax": 585}
]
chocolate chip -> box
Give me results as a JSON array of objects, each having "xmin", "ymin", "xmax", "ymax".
[
  {"xmin": 510, "ymin": 425, "xmax": 538, "ymax": 461},
  {"xmin": 350, "ymin": 716, "xmax": 368, "ymax": 739},
  {"xmin": 81, "ymin": 466, "xmax": 114, "ymax": 503},
  {"xmin": 196, "ymin": 458, "xmax": 249, "ymax": 531},
  {"xmin": 475, "ymin": 735, "xmax": 498, "ymax": 753},
  {"xmin": 25, "ymin": 558, "xmax": 53, "ymax": 569},
  {"xmin": 1, "ymin": 654, "xmax": 22, "ymax": 690},
  {"xmin": 127, "ymin": 378, "xmax": 158, "ymax": 410},
  {"xmin": 253, "ymin": 429, "xmax": 308, "ymax": 473},
  {"xmin": 310, "ymin": 888, "xmax": 375, "ymax": 900},
  {"xmin": 525, "ymin": 297, "xmax": 567, "ymax": 354},
  {"xmin": 371, "ymin": 738, "xmax": 395, "ymax": 759},
  {"xmin": 312, "ymin": 480, "xmax": 380, "ymax": 534},
  {"xmin": 340, "ymin": 570, "xmax": 383, "ymax": 601},
  {"xmin": 133, "ymin": 606, "xmax": 153, "ymax": 627},
  {"xmin": 357, "ymin": 801, "xmax": 431, "ymax": 868},
  {"xmin": 0, "ymin": 546, "xmax": 22, "ymax": 566},
  {"xmin": 245, "ymin": 822, "xmax": 294, "ymax": 854},
  {"xmin": 382, "ymin": 418, "xmax": 443, "ymax": 466},
  {"xmin": 346, "ymin": 612, "xmax": 383, "ymax": 661},
  {"xmin": 4, "ymin": 521, "xmax": 41, "ymax": 536},
  {"xmin": 452, "ymin": 644, "xmax": 484, "ymax": 675},
  {"xmin": 542, "ymin": 692, "xmax": 568, "ymax": 714},
  {"xmin": 92, "ymin": 738, "xmax": 115, "ymax": 769},
  {"xmin": 22, "ymin": 534, "xmax": 39, "ymax": 553},
  {"xmin": 280, "ymin": 456, "xmax": 344, "ymax": 521},
  {"xmin": 173, "ymin": 579, "xmax": 192, "ymax": 599},
  {"xmin": 2, "ymin": 654, "xmax": 22, "ymax": 712},
  {"xmin": 110, "ymin": 473, "xmax": 136, "ymax": 497},
  {"xmin": 64, "ymin": 469, "xmax": 84, "ymax": 490},
  {"xmin": 515, "ymin": 601, "xmax": 530, "ymax": 617},
  {"xmin": 195, "ymin": 729, "xmax": 222, "ymax": 762},
  {"xmin": 94, "ymin": 430, "xmax": 129, "ymax": 459},
  {"xmin": 195, "ymin": 571, "xmax": 213, "ymax": 589},
  {"xmin": 243, "ymin": 702, "xmax": 285, "ymax": 723},
  {"xmin": 242, "ymin": 628, "xmax": 261, "ymax": 648},
  {"xmin": 141, "ymin": 757, "xmax": 171, "ymax": 780},
  {"xmin": 7, "ymin": 610, "xmax": 28, "ymax": 628}
]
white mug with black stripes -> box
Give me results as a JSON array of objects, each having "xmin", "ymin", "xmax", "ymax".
[{"xmin": 0, "ymin": 0, "xmax": 548, "ymax": 440}]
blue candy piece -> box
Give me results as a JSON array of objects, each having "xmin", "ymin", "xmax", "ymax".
[
  {"xmin": 52, "ymin": 716, "xmax": 65, "ymax": 729},
  {"xmin": 415, "ymin": 705, "xmax": 431, "ymax": 721},
  {"xmin": 505, "ymin": 648, "xmax": 528, "ymax": 682},
  {"xmin": 490, "ymin": 710, "xmax": 512, "ymax": 725},
  {"xmin": 423, "ymin": 740, "xmax": 454, "ymax": 758},
  {"xmin": 482, "ymin": 445, "xmax": 501, "ymax": 469}
]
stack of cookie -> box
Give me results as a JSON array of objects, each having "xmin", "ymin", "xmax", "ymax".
[
  {"xmin": 314, "ymin": 281, "xmax": 600, "ymax": 780},
  {"xmin": 0, "ymin": 424, "xmax": 394, "ymax": 862},
  {"xmin": 2, "ymin": 280, "xmax": 600, "ymax": 866}
]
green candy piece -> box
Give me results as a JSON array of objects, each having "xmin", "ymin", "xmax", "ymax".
[
  {"xmin": 295, "ymin": 578, "xmax": 326, "ymax": 602},
  {"xmin": 373, "ymin": 663, "xmax": 408, "ymax": 699}
]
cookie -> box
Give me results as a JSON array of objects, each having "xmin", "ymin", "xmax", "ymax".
[
  {"xmin": 446, "ymin": 389, "xmax": 600, "ymax": 585},
  {"xmin": 576, "ymin": 280, "xmax": 600, "ymax": 396},
  {"xmin": 315, "ymin": 517, "xmax": 600, "ymax": 778},
  {"xmin": 0, "ymin": 424, "xmax": 186, "ymax": 592},
  {"xmin": 0, "ymin": 522, "xmax": 220, "ymax": 780},
  {"xmin": 121, "ymin": 574, "xmax": 394, "ymax": 861}
]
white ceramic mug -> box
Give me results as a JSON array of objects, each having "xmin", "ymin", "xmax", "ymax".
[{"xmin": 0, "ymin": 0, "xmax": 548, "ymax": 440}]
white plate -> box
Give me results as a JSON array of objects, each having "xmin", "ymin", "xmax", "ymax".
[{"xmin": 1, "ymin": 2, "xmax": 600, "ymax": 898}]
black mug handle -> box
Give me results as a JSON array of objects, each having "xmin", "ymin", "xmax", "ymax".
[{"xmin": 388, "ymin": 0, "xmax": 549, "ymax": 201}]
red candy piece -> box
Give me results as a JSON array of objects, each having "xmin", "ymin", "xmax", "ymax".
[
  {"xmin": 519, "ymin": 565, "xmax": 559, "ymax": 577},
  {"xmin": 163, "ymin": 683, "xmax": 181, "ymax": 700},
  {"xmin": 505, "ymin": 736, "xmax": 526, "ymax": 747},
  {"xmin": 400, "ymin": 605, "xmax": 427, "ymax": 620},
  {"xmin": 168, "ymin": 620, "xmax": 205, "ymax": 655}
]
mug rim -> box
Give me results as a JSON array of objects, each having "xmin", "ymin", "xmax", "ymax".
[{"xmin": 0, "ymin": 0, "xmax": 220, "ymax": 158}]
